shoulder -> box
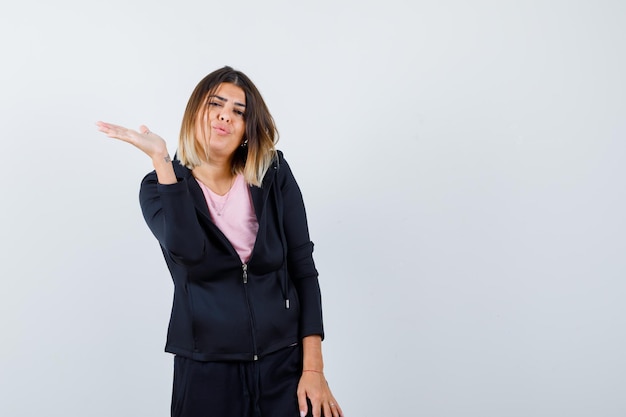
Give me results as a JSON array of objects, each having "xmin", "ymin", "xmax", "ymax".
[
  {"xmin": 272, "ymin": 150, "xmax": 302, "ymax": 191},
  {"xmin": 274, "ymin": 149, "xmax": 294, "ymax": 173},
  {"xmin": 273, "ymin": 149, "xmax": 291, "ymax": 179},
  {"xmin": 259, "ymin": 149, "xmax": 288, "ymax": 187}
]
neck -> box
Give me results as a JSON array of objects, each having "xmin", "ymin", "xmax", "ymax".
[
  {"xmin": 197, "ymin": 160, "xmax": 232, "ymax": 178},
  {"xmin": 192, "ymin": 158, "xmax": 236, "ymax": 195}
]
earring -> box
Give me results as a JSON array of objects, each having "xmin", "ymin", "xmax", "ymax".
[{"xmin": 241, "ymin": 139, "xmax": 248, "ymax": 147}]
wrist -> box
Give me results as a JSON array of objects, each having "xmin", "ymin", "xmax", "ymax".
[
  {"xmin": 302, "ymin": 335, "xmax": 324, "ymax": 372},
  {"xmin": 151, "ymin": 150, "xmax": 177, "ymax": 185},
  {"xmin": 152, "ymin": 152, "xmax": 172, "ymax": 167},
  {"xmin": 302, "ymin": 369, "xmax": 324, "ymax": 374}
]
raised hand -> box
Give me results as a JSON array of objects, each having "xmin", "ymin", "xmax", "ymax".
[
  {"xmin": 96, "ymin": 121, "xmax": 176, "ymax": 184},
  {"xmin": 96, "ymin": 121, "xmax": 169, "ymax": 161}
]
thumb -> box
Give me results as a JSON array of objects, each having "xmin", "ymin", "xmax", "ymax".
[{"xmin": 139, "ymin": 125, "xmax": 151, "ymax": 135}]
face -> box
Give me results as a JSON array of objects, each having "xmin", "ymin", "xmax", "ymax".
[{"xmin": 196, "ymin": 82, "xmax": 246, "ymax": 160}]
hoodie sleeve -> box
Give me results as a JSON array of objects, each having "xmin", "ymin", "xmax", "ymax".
[
  {"xmin": 138, "ymin": 167, "xmax": 207, "ymax": 265},
  {"xmin": 277, "ymin": 152, "xmax": 325, "ymax": 340}
]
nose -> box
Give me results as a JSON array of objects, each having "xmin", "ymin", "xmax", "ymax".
[{"xmin": 219, "ymin": 111, "xmax": 231, "ymax": 123}]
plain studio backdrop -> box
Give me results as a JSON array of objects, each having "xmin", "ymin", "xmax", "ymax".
[{"xmin": 1, "ymin": 1, "xmax": 624, "ymax": 416}]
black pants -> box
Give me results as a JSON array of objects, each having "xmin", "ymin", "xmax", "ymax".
[{"xmin": 171, "ymin": 345, "xmax": 311, "ymax": 417}]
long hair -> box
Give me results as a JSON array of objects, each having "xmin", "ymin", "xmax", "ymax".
[{"xmin": 178, "ymin": 66, "xmax": 278, "ymax": 187}]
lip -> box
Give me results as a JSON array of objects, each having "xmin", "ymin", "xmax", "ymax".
[{"xmin": 212, "ymin": 124, "xmax": 231, "ymax": 135}]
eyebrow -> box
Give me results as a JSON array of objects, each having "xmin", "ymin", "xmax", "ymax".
[{"xmin": 211, "ymin": 94, "xmax": 246, "ymax": 108}]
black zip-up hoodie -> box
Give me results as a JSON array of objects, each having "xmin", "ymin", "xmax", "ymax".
[{"xmin": 139, "ymin": 151, "xmax": 324, "ymax": 361}]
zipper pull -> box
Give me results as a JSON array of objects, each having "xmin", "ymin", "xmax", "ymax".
[{"xmin": 242, "ymin": 263, "xmax": 248, "ymax": 284}]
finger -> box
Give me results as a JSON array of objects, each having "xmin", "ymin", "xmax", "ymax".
[
  {"xmin": 297, "ymin": 390, "xmax": 308, "ymax": 417},
  {"xmin": 324, "ymin": 401, "xmax": 337, "ymax": 417},
  {"xmin": 95, "ymin": 121, "xmax": 113, "ymax": 134},
  {"xmin": 139, "ymin": 124, "xmax": 151, "ymax": 135},
  {"xmin": 312, "ymin": 400, "xmax": 321, "ymax": 417},
  {"xmin": 330, "ymin": 402, "xmax": 343, "ymax": 417},
  {"xmin": 96, "ymin": 121, "xmax": 128, "ymax": 138},
  {"xmin": 96, "ymin": 121, "xmax": 126, "ymax": 133}
]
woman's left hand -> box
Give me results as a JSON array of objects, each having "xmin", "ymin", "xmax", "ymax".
[{"xmin": 297, "ymin": 371, "xmax": 343, "ymax": 417}]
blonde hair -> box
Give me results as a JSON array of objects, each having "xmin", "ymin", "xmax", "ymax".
[{"xmin": 178, "ymin": 66, "xmax": 278, "ymax": 187}]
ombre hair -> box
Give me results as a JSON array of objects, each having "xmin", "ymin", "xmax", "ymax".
[{"xmin": 178, "ymin": 66, "xmax": 278, "ymax": 187}]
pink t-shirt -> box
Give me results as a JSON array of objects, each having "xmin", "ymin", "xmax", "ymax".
[{"xmin": 196, "ymin": 174, "xmax": 258, "ymax": 263}]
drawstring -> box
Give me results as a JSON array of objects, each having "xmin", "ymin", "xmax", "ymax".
[
  {"xmin": 238, "ymin": 363, "xmax": 251, "ymax": 416},
  {"xmin": 239, "ymin": 361, "xmax": 262, "ymax": 417},
  {"xmin": 272, "ymin": 158, "xmax": 290, "ymax": 309},
  {"xmin": 253, "ymin": 359, "xmax": 262, "ymax": 416}
]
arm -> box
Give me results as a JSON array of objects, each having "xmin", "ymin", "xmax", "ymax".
[
  {"xmin": 278, "ymin": 155, "xmax": 324, "ymax": 338},
  {"xmin": 139, "ymin": 172, "xmax": 207, "ymax": 264},
  {"xmin": 276, "ymin": 154, "xmax": 342, "ymax": 416},
  {"xmin": 97, "ymin": 121, "xmax": 206, "ymax": 263}
]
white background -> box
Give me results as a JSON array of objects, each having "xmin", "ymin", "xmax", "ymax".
[{"xmin": 1, "ymin": 1, "xmax": 625, "ymax": 416}]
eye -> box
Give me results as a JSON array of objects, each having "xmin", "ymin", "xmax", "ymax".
[
  {"xmin": 208, "ymin": 101, "xmax": 221, "ymax": 107},
  {"xmin": 234, "ymin": 109, "xmax": 245, "ymax": 117}
]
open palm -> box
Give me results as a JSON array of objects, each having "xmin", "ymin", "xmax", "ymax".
[{"xmin": 96, "ymin": 121, "xmax": 167, "ymax": 159}]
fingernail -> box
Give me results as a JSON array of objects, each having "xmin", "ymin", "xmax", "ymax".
[{"xmin": 300, "ymin": 411, "xmax": 306, "ymax": 417}]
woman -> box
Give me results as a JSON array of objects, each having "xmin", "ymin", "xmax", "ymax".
[{"xmin": 96, "ymin": 66, "xmax": 342, "ymax": 417}]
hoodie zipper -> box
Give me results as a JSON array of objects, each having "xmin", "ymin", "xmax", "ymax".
[
  {"xmin": 241, "ymin": 262, "xmax": 258, "ymax": 360},
  {"xmin": 194, "ymin": 160, "xmax": 278, "ymax": 360}
]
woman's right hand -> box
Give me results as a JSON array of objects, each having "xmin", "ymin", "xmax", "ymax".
[
  {"xmin": 97, "ymin": 121, "xmax": 177, "ymax": 184},
  {"xmin": 96, "ymin": 121, "xmax": 169, "ymax": 162}
]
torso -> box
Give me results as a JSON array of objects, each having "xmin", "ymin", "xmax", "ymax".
[{"xmin": 196, "ymin": 174, "xmax": 258, "ymax": 263}]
